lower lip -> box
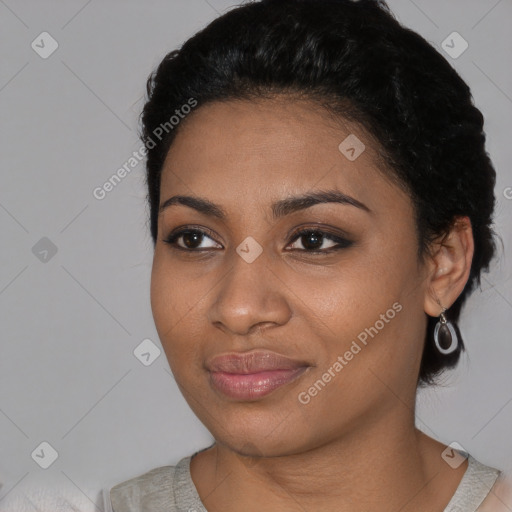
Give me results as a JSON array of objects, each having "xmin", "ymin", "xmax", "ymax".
[{"xmin": 209, "ymin": 368, "xmax": 308, "ymax": 401}]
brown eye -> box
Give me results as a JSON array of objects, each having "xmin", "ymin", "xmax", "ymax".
[
  {"xmin": 287, "ymin": 229, "xmax": 353, "ymax": 253},
  {"xmin": 163, "ymin": 228, "xmax": 221, "ymax": 251}
]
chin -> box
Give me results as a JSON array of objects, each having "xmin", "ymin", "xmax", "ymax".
[{"xmin": 209, "ymin": 416, "xmax": 312, "ymax": 458}]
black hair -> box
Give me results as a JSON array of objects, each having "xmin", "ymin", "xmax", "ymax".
[{"xmin": 140, "ymin": 0, "xmax": 497, "ymax": 386}]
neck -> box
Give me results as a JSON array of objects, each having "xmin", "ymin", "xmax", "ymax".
[{"xmin": 190, "ymin": 406, "xmax": 465, "ymax": 512}]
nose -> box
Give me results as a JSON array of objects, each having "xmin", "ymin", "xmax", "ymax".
[{"xmin": 207, "ymin": 252, "xmax": 292, "ymax": 337}]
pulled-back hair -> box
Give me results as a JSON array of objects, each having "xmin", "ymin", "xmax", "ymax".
[{"xmin": 140, "ymin": 0, "xmax": 497, "ymax": 386}]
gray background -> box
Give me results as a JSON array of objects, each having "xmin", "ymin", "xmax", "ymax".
[{"xmin": 0, "ymin": 0, "xmax": 511, "ymax": 510}]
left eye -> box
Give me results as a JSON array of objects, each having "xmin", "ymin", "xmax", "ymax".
[{"xmin": 287, "ymin": 229, "xmax": 352, "ymax": 252}]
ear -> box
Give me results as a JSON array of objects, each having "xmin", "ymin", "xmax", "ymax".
[{"xmin": 423, "ymin": 216, "xmax": 475, "ymax": 317}]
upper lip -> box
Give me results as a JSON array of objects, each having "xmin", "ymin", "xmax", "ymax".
[{"xmin": 207, "ymin": 350, "xmax": 309, "ymax": 374}]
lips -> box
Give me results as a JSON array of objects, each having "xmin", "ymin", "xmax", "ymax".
[{"xmin": 207, "ymin": 350, "xmax": 310, "ymax": 401}]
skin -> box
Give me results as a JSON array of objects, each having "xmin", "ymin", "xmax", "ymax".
[{"xmin": 150, "ymin": 96, "xmax": 475, "ymax": 511}]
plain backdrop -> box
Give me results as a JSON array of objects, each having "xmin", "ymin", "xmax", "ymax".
[{"xmin": 0, "ymin": 0, "xmax": 511, "ymax": 510}]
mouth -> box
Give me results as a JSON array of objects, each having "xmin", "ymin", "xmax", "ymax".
[{"xmin": 207, "ymin": 350, "xmax": 310, "ymax": 401}]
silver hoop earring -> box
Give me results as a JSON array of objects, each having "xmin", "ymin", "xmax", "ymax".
[{"xmin": 434, "ymin": 308, "xmax": 459, "ymax": 355}]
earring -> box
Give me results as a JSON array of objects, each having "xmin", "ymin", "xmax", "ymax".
[{"xmin": 433, "ymin": 306, "xmax": 459, "ymax": 355}]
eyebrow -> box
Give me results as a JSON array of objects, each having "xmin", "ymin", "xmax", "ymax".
[{"xmin": 158, "ymin": 189, "xmax": 371, "ymax": 220}]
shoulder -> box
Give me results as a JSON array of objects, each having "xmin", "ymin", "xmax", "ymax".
[
  {"xmin": 108, "ymin": 464, "xmax": 177, "ymax": 512},
  {"xmin": 477, "ymin": 470, "xmax": 512, "ymax": 511}
]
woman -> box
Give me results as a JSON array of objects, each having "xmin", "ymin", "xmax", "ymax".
[{"xmin": 108, "ymin": 0, "xmax": 512, "ymax": 510}]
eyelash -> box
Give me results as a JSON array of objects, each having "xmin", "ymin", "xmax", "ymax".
[{"xmin": 162, "ymin": 226, "xmax": 353, "ymax": 254}]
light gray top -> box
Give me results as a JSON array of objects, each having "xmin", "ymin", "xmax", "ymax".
[{"xmin": 107, "ymin": 451, "xmax": 503, "ymax": 512}]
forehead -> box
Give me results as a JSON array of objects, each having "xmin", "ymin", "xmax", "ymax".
[{"xmin": 159, "ymin": 97, "xmax": 408, "ymax": 218}]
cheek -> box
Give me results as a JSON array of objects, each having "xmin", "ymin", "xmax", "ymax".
[
  {"xmin": 150, "ymin": 254, "xmax": 208, "ymax": 372},
  {"xmin": 150, "ymin": 256, "xmax": 186, "ymax": 357},
  {"xmin": 298, "ymin": 231, "xmax": 422, "ymax": 370},
  {"xmin": 150, "ymin": 250, "xmax": 197, "ymax": 330},
  {"xmin": 150, "ymin": 256, "xmax": 172, "ymax": 334},
  {"xmin": 299, "ymin": 243, "xmax": 408, "ymax": 328}
]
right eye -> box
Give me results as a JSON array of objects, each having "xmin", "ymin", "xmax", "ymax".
[{"xmin": 162, "ymin": 227, "xmax": 222, "ymax": 251}]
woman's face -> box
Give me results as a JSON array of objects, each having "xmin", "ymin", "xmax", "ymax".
[{"xmin": 151, "ymin": 97, "xmax": 431, "ymax": 456}]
